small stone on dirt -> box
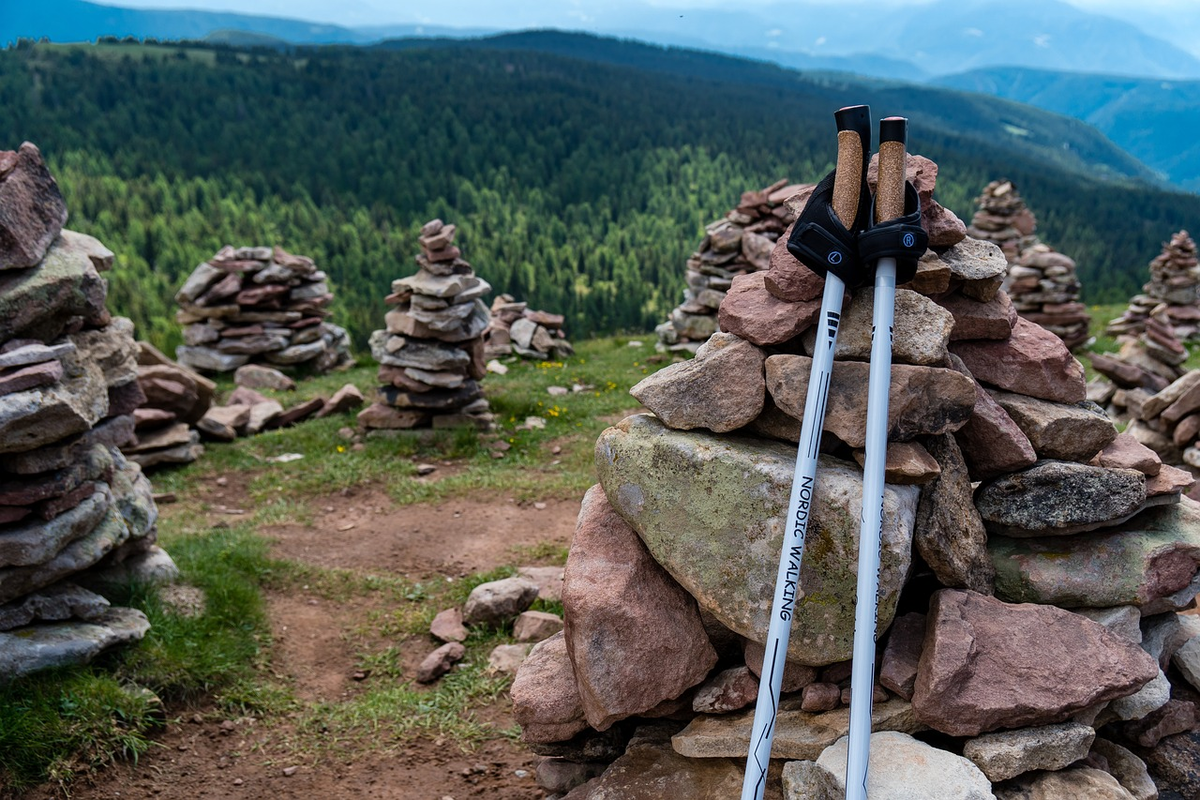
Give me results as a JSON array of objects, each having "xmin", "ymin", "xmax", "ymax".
[
  {"xmin": 282, "ymin": 766, "xmax": 298, "ymax": 777},
  {"xmin": 416, "ymin": 463, "xmax": 437, "ymax": 475}
]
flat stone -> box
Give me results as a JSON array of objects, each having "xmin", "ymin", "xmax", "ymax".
[
  {"xmin": 512, "ymin": 632, "xmax": 589, "ymax": 744},
  {"xmin": 0, "ymin": 359, "xmax": 63, "ymax": 396},
  {"xmin": 233, "ymin": 364, "xmax": 295, "ymax": 391},
  {"xmin": 564, "ymin": 485, "xmax": 717, "ymax": 730},
  {"xmin": 377, "ymin": 382, "xmax": 482, "ymax": 411},
  {"xmin": 912, "ymin": 589, "xmax": 1158, "ymax": 736},
  {"xmin": 939, "ymin": 237, "xmax": 1010, "ymax": 281},
  {"xmin": 275, "ymin": 398, "xmax": 324, "ymax": 427},
  {"xmin": 0, "ymin": 582, "xmax": 109, "ymax": 632},
  {"xmin": 880, "ymin": 612, "xmax": 926, "ymax": 701},
  {"xmin": 0, "ymin": 341, "xmax": 74, "ymax": 371},
  {"xmin": 264, "ymin": 340, "xmax": 326, "ymax": 366},
  {"xmin": 463, "ymin": 576, "xmax": 539, "ymax": 626},
  {"xmin": 415, "ymin": 641, "xmax": 465, "ymax": 683},
  {"xmin": 993, "ymin": 766, "xmax": 1137, "ymax": 799},
  {"xmin": 430, "ymin": 608, "xmax": 468, "ymax": 643},
  {"xmin": 951, "ymin": 317, "xmax": 1087, "ymax": 404},
  {"xmin": 1142, "ymin": 370, "xmax": 1200, "ymax": 419},
  {"xmin": 692, "ymin": 666, "xmax": 759, "ymax": 714},
  {"xmin": 201, "ymin": 404, "xmax": 250, "ymax": 433},
  {"xmin": 0, "ymin": 606, "xmax": 149, "ymax": 680},
  {"xmin": 1107, "ymin": 668, "xmax": 1171, "ymax": 722},
  {"xmin": 175, "ymin": 262, "xmax": 223, "ymax": 304},
  {"xmin": 403, "ymin": 366, "xmax": 465, "ymax": 389},
  {"xmin": 0, "ymin": 344, "xmax": 108, "ymax": 454},
  {"xmin": 766, "ymin": 355, "xmax": 975, "ymax": 448},
  {"xmin": 586, "ymin": 725, "xmax": 756, "ymax": 799},
  {"xmin": 954, "ymin": 375, "xmax": 1039, "ymax": 481},
  {"xmin": 393, "ymin": 270, "xmax": 472, "ymax": 299},
  {"xmin": 990, "ymin": 499, "xmax": 1200, "ymax": 610},
  {"xmin": 244, "ymin": 400, "xmax": 283, "ymax": 435},
  {"xmin": 124, "ymin": 422, "xmax": 194, "ymax": 454},
  {"xmin": 1090, "ymin": 737, "xmax": 1157, "ymax": 800},
  {"xmin": 672, "ymin": 697, "xmax": 924, "ymax": 760},
  {"xmin": 718, "ymin": 272, "xmax": 821, "ymax": 346},
  {"xmin": 125, "ymin": 439, "xmax": 202, "ymax": 469},
  {"xmin": 0, "ymin": 142, "xmax": 69, "ymax": 270},
  {"xmin": 596, "ymin": 414, "xmax": 917, "ymax": 666},
  {"xmin": 486, "ymin": 643, "xmax": 532, "ymax": 674},
  {"xmin": 0, "ymin": 503, "xmax": 130, "ymax": 604},
  {"xmin": 976, "ymin": 461, "xmax": 1147, "ymax": 537},
  {"xmin": 356, "ymin": 402, "xmax": 428, "ymax": 429},
  {"xmin": 370, "ymin": 329, "xmax": 471, "ymax": 371},
  {"xmin": 915, "ymin": 434, "xmax": 995, "ymax": 591},
  {"xmin": 809, "ymin": 730, "xmax": 995, "ymax": 800},
  {"xmin": 630, "ymin": 333, "xmax": 765, "ymax": 433},
  {"xmin": 317, "ymin": 384, "xmax": 364, "ymax": 418},
  {"xmin": 2, "ymin": 414, "xmax": 134, "ymax": 475},
  {"xmin": 989, "ymin": 390, "xmax": 1117, "ymax": 462},
  {"xmin": 807, "ymin": 288, "xmax": 953, "ymax": 366},
  {"xmin": 513, "ymin": 610, "xmax": 564, "ymax": 643},
  {"xmin": 83, "ymin": 545, "xmax": 178, "ymax": 589},
  {"xmin": 1093, "ymin": 433, "xmax": 1162, "ymax": 476},
  {"xmin": 909, "ymin": 250, "xmax": 953, "ymax": 294},
  {"xmin": 851, "ymin": 441, "xmax": 942, "ymax": 485},
  {"xmin": 670, "ymin": 308, "xmax": 719, "ymax": 341},
  {"xmin": 1119, "ymin": 698, "xmax": 1197, "ymax": 748},
  {"xmin": 938, "ymin": 290, "xmax": 1019, "ymax": 341},
  {"xmin": 963, "ymin": 722, "xmax": 1096, "ymax": 782},
  {"xmin": 175, "ymin": 345, "xmax": 249, "ymax": 373}
]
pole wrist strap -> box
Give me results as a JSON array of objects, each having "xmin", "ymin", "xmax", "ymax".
[
  {"xmin": 786, "ymin": 170, "xmax": 872, "ymax": 288},
  {"xmin": 857, "ymin": 181, "xmax": 927, "ymax": 285}
]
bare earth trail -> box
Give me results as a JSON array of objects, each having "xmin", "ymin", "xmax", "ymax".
[{"xmin": 44, "ymin": 484, "xmax": 583, "ymax": 800}]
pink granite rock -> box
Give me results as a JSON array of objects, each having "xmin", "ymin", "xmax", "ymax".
[
  {"xmin": 0, "ymin": 143, "xmax": 69, "ymax": 270},
  {"xmin": 937, "ymin": 291, "xmax": 1019, "ymax": 341},
  {"xmin": 415, "ymin": 641, "xmax": 465, "ymax": 683},
  {"xmin": 879, "ymin": 612, "xmax": 926, "ymax": 701},
  {"xmin": 430, "ymin": 607, "xmax": 468, "ymax": 643},
  {"xmin": 912, "ymin": 590, "xmax": 1158, "ymax": 736},
  {"xmin": 953, "ymin": 372, "xmax": 1039, "ymax": 481},
  {"xmin": 511, "ymin": 632, "xmax": 589, "ymax": 744},
  {"xmin": 950, "ymin": 317, "xmax": 1087, "ymax": 404},
  {"xmin": 563, "ymin": 485, "xmax": 718, "ymax": 730},
  {"xmin": 764, "ymin": 223, "xmax": 824, "ymax": 303},
  {"xmin": 718, "ymin": 272, "xmax": 821, "ymax": 346},
  {"xmin": 1092, "ymin": 433, "xmax": 1162, "ymax": 477}
]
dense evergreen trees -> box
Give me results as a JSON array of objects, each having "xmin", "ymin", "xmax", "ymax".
[{"xmin": 0, "ymin": 39, "xmax": 1196, "ymax": 352}]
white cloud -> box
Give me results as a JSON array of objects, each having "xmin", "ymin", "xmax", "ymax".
[
  {"xmin": 963, "ymin": 27, "xmax": 983, "ymax": 37},
  {"xmin": 1032, "ymin": 33, "xmax": 1051, "ymax": 47},
  {"xmin": 766, "ymin": 28, "xmax": 783, "ymax": 37}
]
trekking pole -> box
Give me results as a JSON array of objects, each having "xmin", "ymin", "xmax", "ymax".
[
  {"xmin": 740, "ymin": 104, "xmax": 872, "ymax": 800},
  {"xmin": 845, "ymin": 116, "xmax": 921, "ymax": 800}
]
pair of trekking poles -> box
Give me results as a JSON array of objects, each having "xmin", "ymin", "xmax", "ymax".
[{"xmin": 742, "ymin": 105, "xmax": 927, "ymax": 800}]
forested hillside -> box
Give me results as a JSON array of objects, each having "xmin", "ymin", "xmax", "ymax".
[{"xmin": 1, "ymin": 36, "xmax": 1197, "ymax": 353}]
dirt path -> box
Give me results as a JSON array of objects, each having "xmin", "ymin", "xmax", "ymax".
[{"xmin": 52, "ymin": 488, "xmax": 582, "ymax": 800}]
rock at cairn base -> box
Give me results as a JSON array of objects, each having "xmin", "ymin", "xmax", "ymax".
[
  {"xmin": 0, "ymin": 143, "xmax": 171, "ymax": 679},
  {"xmin": 1108, "ymin": 231, "xmax": 1200, "ymax": 343},
  {"xmin": 358, "ymin": 219, "xmax": 494, "ymax": 430},
  {"xmin": 174, "ymin": 245, "xmax": 352, "ymax": 374},
  {"xmin": 970, "ymin": 180, "xmax": 1091, "ymax": 350},
  {"xmin": 483, "ymin": 294, "xmax": 573, "ymax": 361},
  {"xmin": 655, "ymin": 179, "xmax": 811, "ymax": 354},
  {"xmin": 512, "ymin": 153, "xmax": 1200, "ymax": 798},
  {"xmin": 122, "ymin": 341, "xmax": 213, "ymax": 469}
]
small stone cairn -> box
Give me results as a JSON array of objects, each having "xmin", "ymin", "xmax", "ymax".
[
  {"xmin": 655, "ymin": 179, "xmax": 809, "ymax": 354},
  {"xmin": 174, "ymin": 245, "xmax": 352, "ymax": 374},
  {"xmin": 0, "ymin": 143, "xmax": 174, "ymax": 679},
  {"xmin": 1107, "ymin": 230, "xmax": 1200, "ymax": 342},
  {"xmin": 511, "ymin": 156, "xmax": 1200, "ymax": 799},
  {"xmin": 122, "ymin": 342, "xmax": 214, "ymax": 469},
  {"xmin": 969, "ymin": 179, "xmax": 1091, "ymax": 350},
  {"xmin": 358, "ymin": 219, "xmax": 493, "ymax": 430},
  {"xmin": 484, "ymin": 294, "xmax": 574, "ymax": 361}
]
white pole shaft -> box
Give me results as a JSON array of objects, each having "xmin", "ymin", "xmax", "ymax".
[
  {"xmin": 740, "ymin": 274, "xmax": 847, "ymax": 800},
  {"xmin": 844, "ymin": 258, "xmax": 897, "ymax": 800}
]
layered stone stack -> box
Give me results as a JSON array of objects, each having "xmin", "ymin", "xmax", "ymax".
[
  {"xmin": 358, "ymin": 219, "xmax": 493, "ymax": 430},
  {"xmin": 484, "ymin": 294, "xmax": 574, "ymax": 361},
  {"xmin": 655, "ymin": 180, "xmax": 809, "ymax": 354},
  {"xmin": 1090, "ymin": 303, "xmax": 1188, "ymax": 426},
  {"xmin": 511, "ymin": 159, "xmax": 1200, "ymax": 799},
  {"xmin": 122, "ymin": 342, "xmax": 214, "ymax": 469},
  {"xmin": 1107, "ymin": 231, "xmax": 1200, "ymax": 342},
  {"xmin": 0, "ymin": 143, "xmax": 171, "ymax": 679},
  {"xmin": 174, "ymin": 246, "xmax": 352, "ymax": 374},
  {"xmin": 969, "ymin": 180, "xmax": 1091, "ymax": 350}
]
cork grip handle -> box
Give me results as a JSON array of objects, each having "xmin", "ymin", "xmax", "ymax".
[
  {"xmin": 875, "ymin": 116, "xmax": 908, "ymax": 223},
  {"xmin": 832, "ymin": 130, "xmax": 864, "ymax": 229}
]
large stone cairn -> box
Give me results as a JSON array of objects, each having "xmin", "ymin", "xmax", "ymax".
[
  {"xmin": 484, "ymin": 294, "xmax": 574, "ymax": 361},
  {"xmin": 969, "ymin": 179, "xmax": 1091, "ymax": 350},
  {"xmin": 174, "ymin": 245, "xmax": 352, "ymax": 374},
  {"xmin": 358, "ymin": 219, "xmax": 493, "ymax": 430},
  {"xmin": 122, "ymin": 342, "xmax": 214, "ymax": 470},
  {"xmin": 655, "ymin": 179, "xmax": 809, "ymax": 354},
  {"xmin": 1107, "ymin": 230, "xmax": 1200, "ymax": 342},
  {"xmin": 0, "ymin": 143, "xmax": 172, "ymax": 679},
  {"xmin": 511, "ymin": 157, "xmax": 1200, "ymax": 799}
]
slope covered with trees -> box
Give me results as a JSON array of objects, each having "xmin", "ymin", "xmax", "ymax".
[{"xmin": 0, "ymin": 36, "xmax": 1196, "ymax": 353}]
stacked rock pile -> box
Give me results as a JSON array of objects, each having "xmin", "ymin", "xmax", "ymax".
[
  {"xmin": 969, "ymin": 180, "xmax": 1091, "ymax": 350},
  {"xmin": 174, "ymin": 245, "xmax": 352, "ymax": 374},
  {"xmin": 655, "ymin": 179, "xmax": 808, "ymax": 354},
  {"xmin": 1107, "ymin": 231, "xmax": 1200, "ymax": 342},
  {"xmin": 484, "ymin": 294, "xmax": 574, "ymax": 361},
  {"xmin": 0, "ymin": 143, "xmax": 172, "ymax": 679},
  {"xmin": 1090, "ymin": 304, "xmax": 1189, "ymax": 431},
  {"xmin": 358, "ymin": 219, "xmax": 493, "ymax": 431},
  {"xmin": 511, "ymin": 159, "xmax": 1200, "ymax": 799},
  {"xmin": 122, "ymin": 342, "xmax": 214, "ymax": 469}
]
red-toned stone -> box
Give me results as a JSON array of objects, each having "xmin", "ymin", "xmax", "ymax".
[
  {"xmin": 718, "ymin": 272, "xmax": 821, "ymax": 346},
  {"xmin": 950, "ymin": 317, "xmax": 1086, "ymax": 404},
  {"xmin": 0, "ymin": 143, "xmax": 68, "ymax": 270},
  {"xmin": 0, "ymin": 359, "xmax": 62, "ymax": 396},
  {"xmin": 764, "ymin": 222, "xmax": 824, "ymax": 302},
  {"xmin": 936, "ymin": 291, "xmax": 1018, "ymax": 341},
  {"xmin": 1092, "ymin": 432, "xmax": 1162, "ymax": 477}
]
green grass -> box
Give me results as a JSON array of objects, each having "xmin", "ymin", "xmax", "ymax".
[{"xmin": 0, "ymin": 334, "xmax": 670, "ymax": 794}]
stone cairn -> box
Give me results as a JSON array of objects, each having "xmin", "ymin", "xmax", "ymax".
[
  {"xmin": 969, "ymin": 179, "xmax": 1091, "ymax": 350},
  {"xmin": 0, "ymin": 143, "xmax": 173, "ymax": 679},
  {"xmin": 655, "ymin": 180, "xmax": 809, "ymax": 354},
  {"xmin": 484, "ymin": 294, "xmax": 574, "ymax": 361},
  {"xmin": 1107, "ymin": 230, "xmax": 1200, "ymax": 343},
  {"xmin": 174, "ymin": 245, "xmax": 352, "ymax": 375},
  {"xmin": 511, "ymin": 156, "xmax": 1200, "ymax": 799},
  {"xmin": 358, "ymin": 219, "xmax": 493, "ymax": 431},
  {"xmin": 122, "ymin": 342, "xmax": 214, "ymax": 470}
]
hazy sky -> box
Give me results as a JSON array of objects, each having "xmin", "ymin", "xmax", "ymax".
[{"xmin": 91, "ymin": 0, "xmax": 1195, "ymax": 27}]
